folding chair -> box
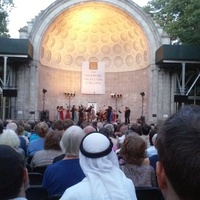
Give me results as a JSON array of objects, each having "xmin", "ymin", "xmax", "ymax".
[
  {"xmin": 29, "ymin": 172, "xmax": 43, "ymax": 186},
  {"xmin": 26, "ymin": 186, "xmax": 48, "ymax": 200},
  {"xmin": 48, "ymin": 194, "xmax": 62, "ymax": 200},
  {"xmin": 136, "ymin": 187, "xmax": 164, "ymax": 200},
  {"xmin": 33, "ymin": 165, "xmax": 48, "ymax": 175}
]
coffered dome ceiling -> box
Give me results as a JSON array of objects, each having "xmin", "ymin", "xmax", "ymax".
[{"xmin": 40, "ymin": 2, "xmax": 149, "ymax": 72}]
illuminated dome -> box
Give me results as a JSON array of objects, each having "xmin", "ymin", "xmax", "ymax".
[{"xmin": 40, "ymin": 2, "xmax": 149, "ymax": 72}]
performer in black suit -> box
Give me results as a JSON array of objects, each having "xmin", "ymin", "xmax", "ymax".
[{"xmin": 125, "ymin": 107, "xmax": 131, "ymax": 124}]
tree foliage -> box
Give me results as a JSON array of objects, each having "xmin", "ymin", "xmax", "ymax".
[
  {"xmin": 0, "ymin": 0, "xmax": 14, "ymax": 37},
  {"xmin": 143, "ymin": 0, "xmax": 200, "ymax": 44}
]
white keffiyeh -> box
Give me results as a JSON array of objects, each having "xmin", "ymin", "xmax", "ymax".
[{"xmin": 61, "ymin": 132, "xmax": 137, "ymax": 200}]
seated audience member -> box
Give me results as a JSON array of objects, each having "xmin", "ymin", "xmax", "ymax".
[
  {"xmin": 42, "ymin": 125, "xmax": 85, "ymax": 196},
  {"xmin": 27, "ymin": 121, "xmax": 49, "ymax": 156},
  {"xmin": 52, "ymin": 121, "xmax": 79, "ymax": 163},
  {"xmin": 147, "ymin": 133, "xmax": 157, "ymax": 157},
  {"xmin": 0, "ymin": 145, "xmax": 29, "ymax": 200},
  {"xmin": 0, "ymin": 129, "xmax": 25, "ymax": 159},
  {"xmin": 31, "ymin": 130, "xmax": 63, "ymax": 169},
  {"xmin": 120, "ymin": 134, "xmax": 156, "ymax": 187},
  {"xmin": 6, "ymin": 121, "xmax": 27, "ymax": 154},
  {"xmin": 17, "ymin": 124, "xmax": 29, "ymax": 155},
  {"xmin": 60, "ymin": 132, "xmax": 137, "ymax": 200},
  {"xmin": 117, "ymin": 123, "xmax": 129, "ymax": 148},
  {"xmin": 156, "ymin": 105, "xmax": 200, "ymax": 200},
  {"xmin": 52, "ymin": 119, "xmax": 64, "ymax": 134},
  {"xmin": 140, "ymin": 123, "xmax": 151, "ymax": 148},
  {"xmin": 96, "ymin": 121, "xmax": 104, "ymax": 130},
  {"xmin": 28, "ymin": 121, "xmax": 39, "ymax": 142},
  {"xmin": 83, "ymin": 125, "xmax": 96, "ymax": 134},
  {"xmin": 24, "ymin": 123, "xmax": 32, "ymax": 138},
  {"xmin": 104, "ymin": 123, "xmax": 118, "ymax": 151},
  {"xmin": 63, "ymin": 119, "xmax": 74, "ymax": 131}
]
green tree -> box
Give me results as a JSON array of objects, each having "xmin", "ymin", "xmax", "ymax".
[
  {"xmin": 0, "ymin": 0, "xmax": 14, "ymax": 37},
  {"xmin": 143, "ymin": 0, "xmax": 200, "ymax": 44}
]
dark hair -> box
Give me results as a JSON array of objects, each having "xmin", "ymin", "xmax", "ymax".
[
  {"xmin": 35, "ymin": 122, "xmax": 49, "ymax": 138},
  {"xmin": 24, "ymin": 123, "xmax": 31, "ymax": 132},
  {"xmin": 99, "ymin": 127, "xmax": 110, "ymax": 137},
  {"xmin": 52, "ymin": 119, "xmax": 64, "ymax": 131},
  {"xmin": 63, "ymin": 119, "xmax": 74, "ymax": 130},
  {"xmin": 0, "ymin": 145, "xmax": 25, "ymax": 200},
  {"xmin": 129, "ymin": 123, "xmax": 142, "ymax": 135},
  {"xmin": 120, "ymin": 134, "xmax": 146, "ymax": 165},
  {"xmin": 44, "ymin": 130, "xmax": 62, "ymax": 150},
  {"xmin": 141, "ymin": 124, "xmax": 151, "ymax": 135},
  {"xmin": 156, "ymin": 105, "xmax": 200, "ymax": 200}
]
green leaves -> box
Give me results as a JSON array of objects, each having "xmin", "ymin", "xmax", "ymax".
[
  {"xmin": 0, "ymin": 0, "xmax": 14, "ymax": 38},
  {"xmin": 144, "ymin": 0, "xmax": 200, "ymax": 44}
]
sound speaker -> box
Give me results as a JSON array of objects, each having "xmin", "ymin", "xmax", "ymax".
[
  {"xmin": 3, "ymin": 89, "xmax": 17, "ymax": 97},
  {"xmin": 40, "ymin": 110, "xmax": 49, "ymax": 121}
]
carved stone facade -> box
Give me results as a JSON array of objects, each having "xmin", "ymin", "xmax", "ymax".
[{"xmin": 16, "ymin": 0, "xmax": 171, "ymax": 123}]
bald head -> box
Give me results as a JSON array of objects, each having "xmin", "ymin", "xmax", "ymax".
[{"xmin": 83, "ymin": 125, "xmax": 96, "ymax": 134}]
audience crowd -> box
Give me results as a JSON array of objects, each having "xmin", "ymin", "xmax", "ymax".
[{"xmin": 1, "ymin": 104, "xmax": 199, "ymax": 200}]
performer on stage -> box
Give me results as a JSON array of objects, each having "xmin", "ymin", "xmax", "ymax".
[
  {"xmin": 71, "ymin": 105, "xmax": 77, "ymax": 122},
  {"xmin": 58, "ymin": 106, "xmax": 65, "ymax": 120},
  {"xmin": 106, "ymin": 106, "xmax": 112, "ymax": 123},
  {"xmin": 78, "ymin": 105, "xmax": 85, "ymax": 123},
  {"xmin": 65, "ymin": 106, "xmax": 71, "ymax": 119},
  {"xmin": 124, "ymin": 107, "xmax": 131, "ymax": 124},
  {"xmin": 85, "ymin": 105, "xmax": 93, "ymax": 122},
  {"xmin": 56, "ymin": 106, "xmax": 60, "ymax": 120}
]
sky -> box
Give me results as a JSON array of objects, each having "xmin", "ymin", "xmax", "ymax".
[{"xmin": 8, "ymin": 0, "xmax": 149, "ymax": 38}]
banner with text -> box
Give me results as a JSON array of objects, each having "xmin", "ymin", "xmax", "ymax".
[{"xmin": 81, "ymin": 61, "xmax": 105, "ymax": 94}]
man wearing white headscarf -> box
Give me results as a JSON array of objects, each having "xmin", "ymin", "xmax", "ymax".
[{"xmin": 60, "ymin": 131, "xmax": 137, "ymax": 200}]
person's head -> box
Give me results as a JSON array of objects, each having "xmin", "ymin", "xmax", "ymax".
[
  {"xmin": 149, "ymin": 128, "xmax": 157, "ymax": 146},
  {"xmin": 129, "ymin": 123, "xmax": 142, "ymax": 135},
  {"xmin": 0, "ymin": 129, "xmax": 20, "ymax": 149},
  {"xmin": 99, "ymin": 127, "xmax": 110, "ymax": 137},
  {"xmin": 24, "ymin": 123, "xmax": 31, "ymax": 132},
  {"xmin": 97, "ymin": 122, "xmax": 104, "ymax": 130},
  {"xmin": 156, "ymin": 105, "xmax": 200, "ymax": 200},
  {"xmin": 60, "ymin": 125, "xmax": 85, "ymax": 157},
  {"xmin": 120, "ymin": 134, "xmax": 146, "ymax": 165},
  {"xmin": 0, "ymin": 145, "xmax": 29, "ymax": 200},
  {"xmin": 79, "ymin": 131, "xmax": 119, "ymax": 173},
  {"xmin": 119, "ymin": 124, "xmax": 128, "ymax": 136},
  {"xmin": 104, "ymin": 123, "xmax": 115, "ymax": 137},
  {"xmin": 63, "ymin": 119, "xmax": 74, "ymax": 130},
  {"xmin": 141, "ymin": 123, "xmax": 151, "ymax": 135},
  {"xmin": 17, "ymin": 125, "xmax": 24, "ymax": 136},
  {"xmin": 83, "ymin": 125, "xmax": 96, "ymax": 135},
  {"xmin": 44, "ymin": 130, "xmax": 62, "ymax": 151},
  {"xmin": 78, "ymin": 132, "xmax": 136, "ymax": 199},
  {"xmin": 27, "ymin": 121, "xmax": 36, "ymax": 132},
  {"xmin": 34, "ymin": 121, "xmax": 49, "ymax": 138},
  {"xmin": 6, "ymin": 122, "xmax": 18, "ymax": 133},
  {"xmin": 52, "ymin": 119, "xmax": 64, "ymax": 131}
]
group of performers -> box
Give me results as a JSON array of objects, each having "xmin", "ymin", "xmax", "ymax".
[
  {"xmin": 56, "ymin": 105, "xmax": 95, "ymax": 123},
  {"xmin": 56, "ymin": 104, "xmax": 130, "ymax": 124}
]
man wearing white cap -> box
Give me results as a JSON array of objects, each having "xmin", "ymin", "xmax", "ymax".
[{"xmin": 60, "ymin": 131, "xmax": 137, "ymax": 200}]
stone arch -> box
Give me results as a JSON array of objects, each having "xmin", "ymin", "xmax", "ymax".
[{"xmin": 29, "ymin": 0, "xmax": 163, "ymax": 64}]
